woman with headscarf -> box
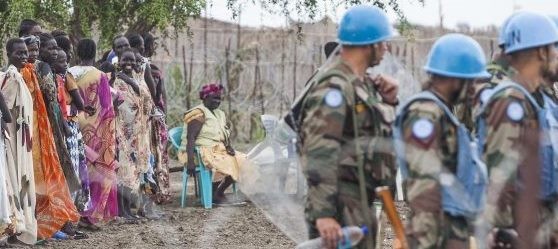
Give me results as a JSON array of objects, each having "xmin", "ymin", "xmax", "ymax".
[
  {"xmin": 179, "ymin": 83, "xmax": 247, "ymax": 205},
  {"xmin": 68, "ymin": 38, "xmax": 118, "ymax": 230},
  {"xmin": 21, "ymin": 35, "xmax": 82, "ymax": 240}
]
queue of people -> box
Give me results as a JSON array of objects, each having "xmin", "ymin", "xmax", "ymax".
[
  {"xmin": 299, "ymin": 5, "xmax": 558, "ymax": 249},
  {"xmin": 5, "ymin": 5, "xmax": 558, "ymax": 249},
  {"xmin": 0, "ymin": 19, "xmax": 173, "ymax": 244}
]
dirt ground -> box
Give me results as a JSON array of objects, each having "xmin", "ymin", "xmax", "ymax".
[
  {"xmin": 26, "ymin": 170, "xmax": 296, "ymax": 249},
  {"xmin": 6, "ymin": 163, "xmax": 406, "ymax": 249}
]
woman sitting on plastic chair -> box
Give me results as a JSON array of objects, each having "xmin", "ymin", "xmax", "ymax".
[{"xmin": 178, "ymin": 83, "xmax": 245, "ymax": 205}]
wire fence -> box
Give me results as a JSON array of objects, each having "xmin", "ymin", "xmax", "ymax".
[{"xmin": 153, "ymin": 18, "xmax": 498, "ymax": 145}]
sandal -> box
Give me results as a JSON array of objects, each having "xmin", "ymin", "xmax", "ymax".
[
  {"xmin": 73, "ymin": 231, "xmax": 88, "ymax": 240},
  {"xmin": 8, "ymin": 236, "xmax": 28, "ymax": 245}
]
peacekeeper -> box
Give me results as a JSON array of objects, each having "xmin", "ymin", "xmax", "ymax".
[
  {"xmin": 485, "ymin": 14, "xmax": 521, "ymax": 86},
  {"xmin": 529, "ymin": 15, "xmax": 558, "ymax": 248},
  {"xmin": 476, "ymin": 12, "xmax": 558, "ymax": 249},
  {"xmin": 456, "ymin": 13, "xmax": 523, "ymax": 131},
  {"xmin": 299, "ymin": 5, "xmax": 399, "ymax": 249},
  {"xmin": 394, "ymin": 34, "xmax": 490, "ymax": 249}
]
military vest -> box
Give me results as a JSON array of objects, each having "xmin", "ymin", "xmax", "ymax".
[
  {"xmin": 477, "ymin": 81, "xmax": 558, "ymax": 201},
  {"xmin": 394, "ymin": 91, "xmax": 488, "ymax": 219}
]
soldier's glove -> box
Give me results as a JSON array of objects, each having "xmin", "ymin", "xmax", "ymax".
[{"xmin": 489, "ymin": 228, "xmax": 518, "ymax": 249}]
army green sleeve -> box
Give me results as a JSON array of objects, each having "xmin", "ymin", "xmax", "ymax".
[
  {"xmin": 301, "ymin": 85, "xmax": 347, "ymax": 222},
  {"xmin": 401, "ymin": 104, "xmax": 446, "ymax": 249},
  {"xmin": 482, "ymin": 94, "xmax": 540, "ymax": 248}
]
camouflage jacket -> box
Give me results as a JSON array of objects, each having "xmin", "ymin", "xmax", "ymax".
[
  {"xmin": 479, "ymin": 77, "xmax": 542, "ymax": 248},
  {"xmin": 538, "ymin": 83, "xmax": 558, "ymax": 246},
  {"xmin": 456, "ymin": 59, "xmax": 513, "ymax": 131},
  {"xmin": 486, "ymin": 58, "xmax": 511, "ymax": 86},
  {"xmin": 399, "ymin": 91, "xmax": 470, "ymax": 249},
  {"xmin": 300, "ymin": 58, "xmax": 396, "ymax": 247}
]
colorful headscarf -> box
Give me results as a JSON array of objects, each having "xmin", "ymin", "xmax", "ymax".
[{"xmin": 199, "ymin": 83, "xmax": 223, "ymax": 99}]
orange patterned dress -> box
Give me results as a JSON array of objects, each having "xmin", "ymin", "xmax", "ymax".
[{"xmin": 21, "ymin": 64, "xmax": 79, "ymax": 239}]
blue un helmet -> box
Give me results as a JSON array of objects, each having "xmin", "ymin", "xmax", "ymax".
[
  {"xmin": 550, "ymin": 15, "xmax": 558, "ymax": 30},
  {"xmin": 337, "ymin": 5, "xmax": 393, "ymax": 45},
  {"xmin": 504, "ymin": 12, "xmax": 558, "ymax": 54},
  {"xmin": 498, "ymin": 11, "xmax": 527, "ymax": 47},
  {"xmin": 424, "ymin": 34, "xmax": 490, "ymax": 79}
]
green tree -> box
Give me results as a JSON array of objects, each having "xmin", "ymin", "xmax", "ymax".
[
  {"xmin": 229, "ymin": 0, "xmax": 424, "ymax": 18},
  {"xmin": 227, "ymin": 0, "xmax": 424, "ymax": 31},
  {"xmin": 0, "ymin": 0, "xmax": 205, "ymax": 59},
  {"xmin": 0, "ymin": 0, "xmax": 422, "ymax": 62}
]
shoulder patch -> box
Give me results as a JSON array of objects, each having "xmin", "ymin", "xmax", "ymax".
[
  {"xmin": 506, "ymin": 101, "xmax": 524, "ymax": 122},
  {"xmin": 479, "ymin": 88, "xmax": 494, "ymax": 105},
  {"xmin": 412, "ymin": 118, "xmax": 434, "ymax": 140},
  {"xmin": 324, "ymin": 89, "xmax": 343, "ymax": 108},
  {"xmin": 439, "ymin": 172, "xmax": 455, "ymax": 186}
]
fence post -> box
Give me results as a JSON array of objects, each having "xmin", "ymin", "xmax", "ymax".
[
  {"xmin": 203, "ymin": 6, "xmax": 208, "ymax": 80},
  {"xmin": 411, "ymin": 44, "xmax": 416, "ymax": 79},
  {"xmin": 280, "ymin": 31, "xmax": 286, "ymax": 115},
  {"xmin": 293, "ymin": 33, "xmax": 298, "ymax": 102},
  {"xmin": 187, "ymin": 42, "xmax": 194, "ymax": 110},
  {"xmin": 182, "ymin": 45, "xmax": 188, "ymax": 109},
  {"xmin": 225, "ymin": 39, "xmax": 232, "ymax": 116}
]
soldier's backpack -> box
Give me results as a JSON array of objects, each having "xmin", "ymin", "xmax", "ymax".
[
  {"xmin": 476, "ymin": 81, "xmax": 558, "ymax": 201},
  {"xmin": 394, "ymin": 91, "xmax": 488, "ymax": 219}
]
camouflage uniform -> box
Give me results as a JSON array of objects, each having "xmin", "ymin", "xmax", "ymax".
[
  {"xmin": 486, "ymin": 58, "xmax": 511, "ymax": 86},
  {"xmin": 538, "ymin": 84, "xmax": 558, "ymax": 247},
  {"xmin": 400, "ymin": 92, "xmax": 470, "ymax": 249},
  {"xmin": 300, "ymin": 58, "xmax": 397, "ymax": 248},
  {"xmin": 479, "ymin": 77, "xmax": 542, "ymax": 248},
  {"xmin": 455, "ymin": 59, "xmax": 512, "ymax": 131}
]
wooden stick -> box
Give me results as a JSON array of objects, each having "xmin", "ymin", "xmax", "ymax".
[{"xmin": 375, "ymin": 186, "xmax": 408, "ymax": 249}]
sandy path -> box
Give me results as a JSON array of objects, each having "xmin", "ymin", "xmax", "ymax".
[
  {"xmin": 25, "ymin": 171, "xmax": 296, "ymax": 249},
  {"xmin": 7, "ymin": 161, "xmax": 405, "ymax": 248}
]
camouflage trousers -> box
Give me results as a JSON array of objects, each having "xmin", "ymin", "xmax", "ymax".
[
  {"xmin": 537, "ymin": 202, "xmax": 558, "ymax": 248},
  {"xmin": 408, "ymin": 213, "xmax": 469, "ymax": 249}
]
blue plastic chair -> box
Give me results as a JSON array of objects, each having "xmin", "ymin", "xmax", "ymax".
[
  {"xmin": 183, "ymin": 148, "xmax": 214, "ymax": 209},
  {"xmin": 168, "ymin": 126, "xmax": 236, "ymax": 209},
  {"xmin": 168, "ymin": 127, "xmax": 212, "ymax": 208},
  {"xmin": 168, "ymin": 127, "xmax": 183, "ymax": 149}
]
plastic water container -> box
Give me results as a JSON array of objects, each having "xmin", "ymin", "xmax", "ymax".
[{"xmin": 295, "ymin": 226, "xmax": 369, "ymax": 249}]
